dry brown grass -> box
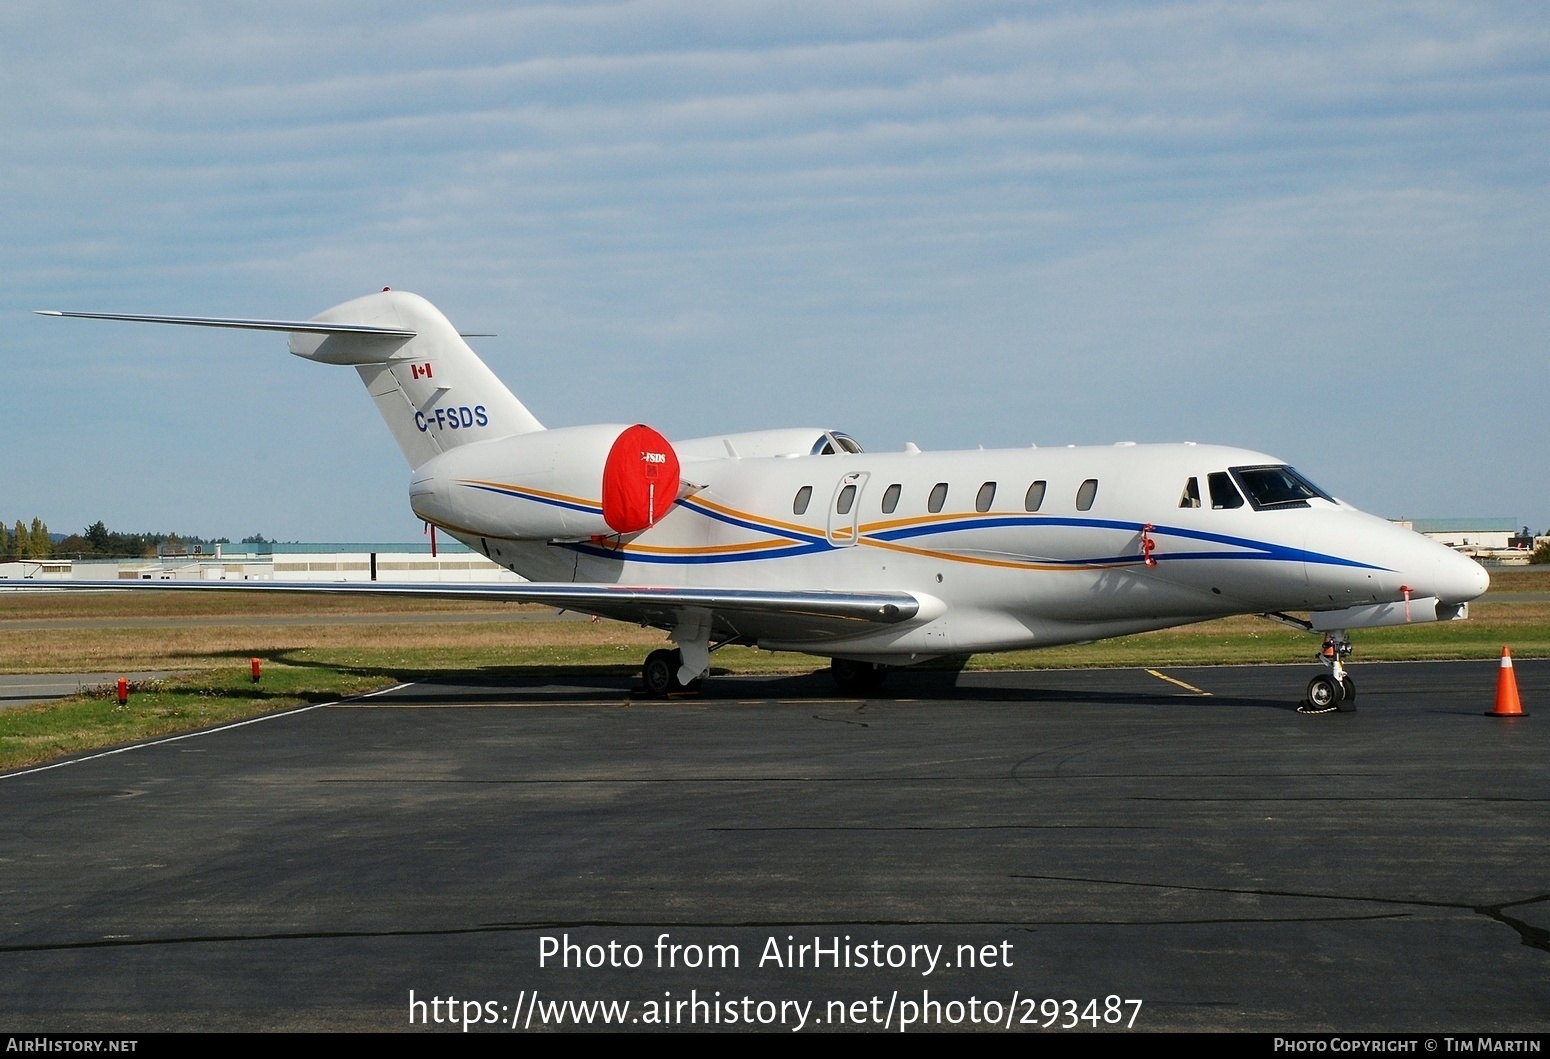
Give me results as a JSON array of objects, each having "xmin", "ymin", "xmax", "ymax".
[
  {"xmin": 0, "ymin": 614, "xmax": 667, "ymax": 673},
  {"xmin": 1481, "ymin": 565, "xmax": 1550, "ymax": 592},
  {"xmin": 0, "ymin": 590, "xmax": 532, "ymax": 621}
]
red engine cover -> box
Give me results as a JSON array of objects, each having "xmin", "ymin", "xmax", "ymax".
[{"xmin": 601, "ymin": 424, "xmax": 680, "ymax": 534}]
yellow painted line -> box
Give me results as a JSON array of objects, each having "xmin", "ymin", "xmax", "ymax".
[
  {"xmin": 336, "ymin": 698, "xmax": 860, "ymax": 709},
  {"xmin": 1145, "ymin": 670, "xmax": 1212, "ymax": 696},
  {"xmin": 334, "ymin": 700, "xmax": 632, "ymax": 709}
]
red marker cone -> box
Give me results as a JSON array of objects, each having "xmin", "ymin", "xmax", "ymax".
[{"xmin": 1488, "ymin": 646, "xmax": 1527, "ymax": 717}]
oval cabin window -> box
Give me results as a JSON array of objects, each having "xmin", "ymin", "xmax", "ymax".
[
  {"xmin": 1076, "ymin": 479, "xmax": 1098, "ymax": 511},
  {"xmin": 1025, "ymin": 480, "xmax": 1047, "ymax": 512}
]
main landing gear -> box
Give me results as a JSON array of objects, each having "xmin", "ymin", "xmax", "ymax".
[
  {"xmin": 1301, "ymin": 630, "xmax": 1356, "ymax": 714},
  {"xmin": 639, "ymin": 649, "xmax": 703, "ymax": 698},
  {"xmin": 830, "ymin": 658, "xmax": 889, "ymax": 695}
]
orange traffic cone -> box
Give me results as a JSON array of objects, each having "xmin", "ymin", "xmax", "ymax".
[{"xmin": 1487, "ymin": 646, "xmax": 1527, "ymax": 717}]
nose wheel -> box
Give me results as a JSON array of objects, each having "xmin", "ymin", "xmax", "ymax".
[{"xmin": 1300, "ymin": 632, "xmax": 1356, "ymax": 714}]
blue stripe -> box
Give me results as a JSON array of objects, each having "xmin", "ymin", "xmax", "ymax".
[
  {"xmin": 870, "ymin": 515, "xmax": 1385, "ymax": 571},
  {"xmin": 471, "ymin": 488, "xmax": 1389, "ymax": 573},
  {"xmin": 675, "ymin": 497, "xmax": 830, "ymax": 546},
  {"xmin": 461, "ymin": 482, "xmax": 603, "ymax": 517},
  {"xmin": 567, "ymin": 540, "xmax": 832, "ymax": 565}
]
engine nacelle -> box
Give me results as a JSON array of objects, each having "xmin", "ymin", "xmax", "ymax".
[{"xmin": 410, "ymin": 423, "xmax": 680, "ymax": 540}]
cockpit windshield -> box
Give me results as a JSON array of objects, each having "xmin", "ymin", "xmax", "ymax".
[
  {"xmin": 1229, "ymin": 465, "xmax": 1334, "ymax": 510},
  {"xmin": 811, "ymin": 431, "xmax": 864, "ymax": 455}
]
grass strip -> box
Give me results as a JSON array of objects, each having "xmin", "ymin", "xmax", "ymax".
[{"xmin": 0, "ymin": 666, "xmax": 386, "ymax": 773}]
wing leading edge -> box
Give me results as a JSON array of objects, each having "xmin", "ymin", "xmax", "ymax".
[{"xmin": 0, "ymin": 579, "xmax": 921, "ymax": 645}]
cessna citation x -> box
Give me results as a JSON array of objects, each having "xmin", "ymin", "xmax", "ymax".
[{"xmin": 33, "ymin": 289, "xmax": 1489, "ymax": 710}]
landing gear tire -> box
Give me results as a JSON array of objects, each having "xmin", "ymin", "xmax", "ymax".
[
  {"xmin": 642, "ymin": 649, "xmax": 679, "ymax": 698},
  {"xmin": 640, "ymin": 649, "xmax": 704, "ymax": 698},
  {"xmin": 1304, "ymin": 674, "xmax": 1340, "ymax": 711},
  {"xmin": 1303, "ymin": 674, "xmax": 1355, "ymax": 714},
  {"xmin": 1301, "ymin": 629, "xmax": 1357, "ymax": 714},
  {"xmin": 831, "ymin": 658, "xmax": 888, "ymax": 695}
]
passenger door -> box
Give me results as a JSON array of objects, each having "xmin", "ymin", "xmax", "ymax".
[{"xmin": 827, "ymin": 471, "xmax": 869, "ymax": 547}]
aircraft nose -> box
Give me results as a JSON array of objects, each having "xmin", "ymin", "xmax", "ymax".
[{"xmin": 1433, "ymin": 547, "xmax": 1490, "ymax": 604}]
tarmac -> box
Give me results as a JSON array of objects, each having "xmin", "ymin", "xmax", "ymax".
[{"xmin": 0, "ymin": 658, "xmax": 1545, "ymax": 1033}]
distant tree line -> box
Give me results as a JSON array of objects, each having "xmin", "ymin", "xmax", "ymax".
[
  {"xmin": 1, "ymin": 519, "xmax": 251, "ymax": 561},
  {"xmin": 0, "ymin": 519, "xmax": 54, "ymax": 559}
]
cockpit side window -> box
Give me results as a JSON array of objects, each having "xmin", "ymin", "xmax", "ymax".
[
  {"xmin": 1230, "ymin": 465, "xmax": 1333, "ymax": 510},
  {"xmin": 1179, "ymin": 477, "xmax": 1201, "ymax": 508},
  {"xmin": 1208, "ymin": 472, "xmax": 1244, "ymax": 510}
]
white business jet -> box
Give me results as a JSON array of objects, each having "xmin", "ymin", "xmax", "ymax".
[{"xmin": 34, "ymin": 289, "xmax": 1489, "ymax": 710}]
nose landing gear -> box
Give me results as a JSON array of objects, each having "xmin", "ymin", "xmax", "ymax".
[{"xmin": 1301, "ymin": 631, "xmax": 1356, "ymax": 714}]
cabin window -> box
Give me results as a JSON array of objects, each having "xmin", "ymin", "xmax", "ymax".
[
  {"xmin": 793, "ymin": 486, "xmax": 812, "ymax": 515},
  {"xmin": 1208, "ymin": 472, "xmax": 1244, "ymax": 510},
  {"xmin": 1024, "ymin": 480, "xmax": 1047, "ymax": 512},
  {"xmin": 835, "ymin": 484, "xmax": 856, "ymax": 515},
  {"xmin": 881, "ymin": 483, "xmax": 902, "ymax": 514},
  {"xmin": 976, "ymin": 482, "xmax": 996, "ymax": 512},
  {"xmin": 928, "ymin": 482, "xmax": 949, "ymax": 513},
  {"xmin": 1179, "ymin": 477, "xmax": 1201, "ymax": 508},
  {"xmin": 1075, "ymin": 478, "xmax": 1098, "ymax": 511}
]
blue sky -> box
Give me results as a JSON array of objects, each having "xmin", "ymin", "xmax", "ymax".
[{"xmin": 5, "ymin": 2, "xmax": 1547, "ymax": 540}]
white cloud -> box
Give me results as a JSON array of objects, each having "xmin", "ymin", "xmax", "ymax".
[{"xmin": 4, "ymin": 1, "xmax": 1548, "ymax": 536}]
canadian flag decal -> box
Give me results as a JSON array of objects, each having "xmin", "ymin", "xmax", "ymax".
[{"xmin": 409, "ymin": 362, "xmax": 434, "ymax": 380}]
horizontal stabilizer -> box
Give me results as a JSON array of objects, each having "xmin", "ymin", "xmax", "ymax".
[{"xmin": 34, "ymin": 310, "xmax": 415, "ymax": 338}]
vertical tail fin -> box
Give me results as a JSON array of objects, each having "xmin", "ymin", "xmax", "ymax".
[
  {"xmin": 38, "ymin": 289, "xmax": 539, "ymax": 471},
  {"xmin": 290, "ymin": 290, "xmax": 544, "ymax": 469}
]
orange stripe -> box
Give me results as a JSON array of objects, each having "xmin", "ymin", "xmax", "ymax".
[
  {"xmin": 459, "ymin": 479, "xmax": 600, "ymax": 509},
  {"xmin": 612, "ymin": 538, "xmax": 797, "ymax": 556},
  {"xmin": 685, "ymin": 495, "xmax": 824, "ymax": 538},
  {"xmin": 858, "ymin": 536, "xmax": 1120, "ymax": 572},
  {"xmin": 858, "ymin": 510, "xmax": 1019, "ymax": 533}
]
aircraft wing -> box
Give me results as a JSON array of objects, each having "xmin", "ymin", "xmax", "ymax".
[{"xmin": 0, "ymin": 579, "xmax": 921, "ymax": 645}]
